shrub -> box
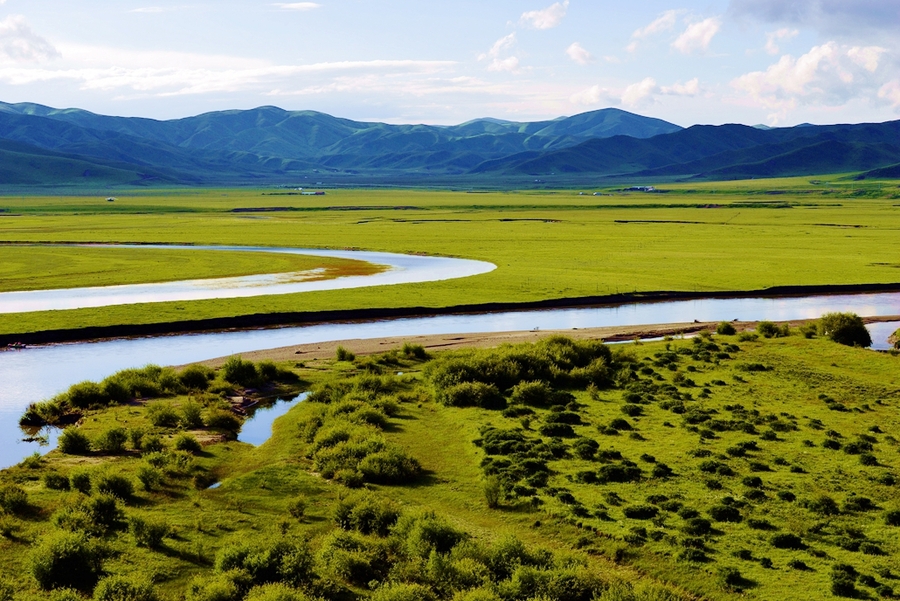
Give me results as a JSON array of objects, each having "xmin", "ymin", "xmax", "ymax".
[
  {"xmin": 93, "ymin": 575, "xmax": 159, "ymax": 601},
  {"xmin": 805, "ymin": 494, "xmax": 840, "ymax": 515},
  {"xmin": 58, "ymin": 428, "xmax": 92, "ymax": 455},
  {"xmin": 371, "ymin": 583, "xmax": 437, "ymax": 601},
  {"xmin": 181, "ymin": 401, "xmax": 205, "ymax": 429},
  {"xmin": 333, "ymin": 493, "xmax": 400, "ymax": 537},
  {"xmin": 205, "ymin": 409, "xmax": 242, "ymax": 433},
  {"xmin": 623, "ymin": 505, "xmax": 658, "ymax": 520},
  {"xmin": 136, "ymin": 466, "xmax": 162, "ymax": 492},
  {"xmin": 538, "ymin": 423, "xmax": 575, "ymax": 437},
  {"xmin": 44, "ymin": 473, "xmax": 71, "ymax": 491},
  {"xmin": 95, "ymin": 473, "xmax": 134, "ymax": 500},
  {"xmin": 142, "ymin": 435, "xmax": 166, "ymax": 453},
  {"xmin": 70, "ymin": 471, "xmax": 91, "ymax": 495},
  {"xmin": 358, "ymin": 448, "xmax": 422, "ymax": 484},
  {"xmin": 683, "ymin": 518, "xmax": 712, "ymax": 536},
  {"xmin": 818, "ymin": 312, "xmax": 872, "ymax": 347},
  {"xmin": 129, "ymin": 516, "xmax": 170, "ymax": 549},
  {"xmin": 709, "ymin": 505, "xmax": 742, "ymax": 523},
  {"xmin": 335, "ymin": 346, "xmax": 356, "ymax": 362},
  {"xmin": 0, "ymin": 485, "xmax": 28, "ymax": 515},
  {"xmin": 757, "ymin": 321, "xmax": 781, "ymax": 338},
  {"xmin": 885, "ymin": 510, "xmax": 900, "ymax": 526},
  {"xmin": 442, "ymin": 382, "xmax": 504, "ymax": 409},
  {"xmin": 94, "ymin": 427, "xmax": 128, "ymax": 454},
  {"xmin": 222, "ymin": 356, "xmax": 260, "ymax": 386},
  {"xmin": 29, "ymin": 531, "xmax": 102, "ymax": 591},
  {"xmin": 771, "ymin": 533, "xmax": 805, "ymax": 550},
  {"xmin": 401, "ymin": 343, "xmax": 429, "ymax": 360},
  {"xmin": 718, "ymin": 567, "xmax": 745, "ymax": 590},
  {"xmin": 484, "ymin": 476, "xmax": 502, "ymax": 509},
  {"xmin": 146, "ymin": 402, "xmax": 180, "ymax": 428},
  {"xmin": 716, "ymin": 322, "xmax": 736, "ymax": 335},
  {"xmin": 179, "ymin": 364, "xmax": 214, "ymax": 391},
  {"xmin": 244, "ymin": 583, "xmax": 314, "ymax": 601},
  {"xmin": 174, "ymin": 433, "xmax": 203, "ymax": 454}
]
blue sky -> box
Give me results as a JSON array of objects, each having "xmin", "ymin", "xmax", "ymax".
[{"xmin": 0, "ymin": 0, "xmax": 898, "ymax": 126}]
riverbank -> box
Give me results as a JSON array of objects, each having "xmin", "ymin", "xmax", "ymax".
[
  {"xmin": 197, "ymin": 315, "xmax": 900, "ymax": 366},
  {"xmin": 4, "ymin": 282, "xmax": 900, "ymax": 346}
]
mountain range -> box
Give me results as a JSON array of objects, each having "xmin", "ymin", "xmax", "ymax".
[{"xmin": 0, "ymin": 101, "xmax": 897, "ymax": 187}]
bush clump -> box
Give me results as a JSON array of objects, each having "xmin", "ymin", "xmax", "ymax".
[
  {"xmin": 222, "ymin": 356, "xmax": 260, "ymax": 386},
  {"xmin": 818, "ymin": 312, "xmax": 872, "ymax": 347},
  {"xmin": 0, "ymin": 485, "xmax": 28, "ymax": 515},
  {"xmin": 716, "ymin": 322, "xmax": 736, "ymax": 335},
  {"xmin": 174, "ymin": 433, "xmax": 203, "ymax": 454},
  {"xmin": 93, "ymin": 575, "xmax": 160, "ymax": 601},
  {"xmin": 58, "ymin": 428, "xmax": 92, "ymax": 455},
  {"xmin": 28, "ymin": 531, "xmax": 103, "ymax": 591}
]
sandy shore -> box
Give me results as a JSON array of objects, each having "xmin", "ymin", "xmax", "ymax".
[{"xmin": 197, "ymin": 315, "xmax": 900, "ymax": 367}]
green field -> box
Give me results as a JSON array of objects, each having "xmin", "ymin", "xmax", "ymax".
[
  {"xmin": 1, "ymin": 177, "xmax": 900, "ymax": 336},
  {"xmin": 2, "ymin": 328, "xmax": 899, "ymax": 600}
]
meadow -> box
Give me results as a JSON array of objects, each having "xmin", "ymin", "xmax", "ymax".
[
  {"xmin": 0, "ymin": 323, "xmax": 898, "ymax": 600},
  {"xmin": 1, "ymin": 177, "xmax": 900, "ymax": 337}
]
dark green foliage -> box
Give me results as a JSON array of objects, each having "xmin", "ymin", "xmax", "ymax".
[
  {"xmin": 442, "ymin": 382, "xmax": 504, "ymax": 409},
  {"xmin": 94, "ymin": 427, "xmax": 128, "ymax": 454},
  {"xmin": 717, "ymin": 322, "xmax": 737, "ymax": 335},
  {"xmin": 0, "ymin": 485, "xmax": 27, "ymax": 515},
  {"xmin": 623, "ymin": 505, "xmax": 658, "ymax": 520},
  {"xmin": 844, "ymin": 497, "xmax": 877, "ymax": 512},
  {"xmin": 757, "ymin": 321, "xmax": 790, "ymax": 338},
  {"xmin": 771, "ymin": 533, "xmax": 805, "ymax": 550},
  {"xmin": 335, "ymin": 346, "xmax": 356, "ymax": 362},
  {"xmin": 70, "ymin": 471, "xmax": 91, "ymax": 495},
  {"xmin": 333, "ymin": 492, "xmax": 400, "ymax": 536},
  {"xmin": 181, "ymin": 401, "xmax": 205, "ymax": 429},
  {"xmin": 818, "ymin": 312, "xmax": 872, "ymax": 347},
  {"xmin": 205, "ymin": 409, "xmax": 242, "ymax": 433},
  {"xmin": 683, "ymin": 518, "xmax": 712, "ymax": 536},
  {"xmin": 805, "ymin": 495, "xmax": 840, "ymax": 515},
  {"xmin": 174, "ymin": 433, "xmax": 203, "ymax": 454},
  {"xmin": 538, "ymin": 423, "xmax": 575, "ymax": 437},
  {"xmin": 44, "ymin": 473, "xmax": 71, "ymax": 491},
  {"xmin": 789, "ymin": 559, "xmax": 810, "ymax": 571},
  {"xmin": 358, "ymin": 449, "xmax": 422, "ymax": 484},
  {"xmin": 222, "ymin": 356, "xmax": 260, "ymax": 386},
  {"xmin": 596, "ymin": 463, "xmax": 642, "ymax": 484},
  {"xmin": 179, "ymin": 364, "xmax": 214, "ymax": 391},
  {"xmin": 95, "ymin": 473, "xmax": 134, "ymax": 500},
  {"xmin": 58, "ymin": 428, "xmax": 92, "ymax": 455},
  {"xmin": 146, "ymin": 402, "xmax": 180, "ymax": 428},
  {"xmin": 885, "ymin": 510, "xmax": 900, "ymax": 526},
  {"xmin": 28, "ymin": 531, "xmax": 103, "ymax": 591},
  {"xmin": 572, "ymin": 437, "xmax": 598, "ymax": 460},
  {"xmin": 718, "ymin": 566, "xmax": 745, "ymax": 589},
  {"xmin": 709, "ymin": 505, "xmax": 742, "ymax": 523},
  {"xmin": 129, "ymin": 516, "xmax": 170, "ymax": 549},
  {"xmin": 214, "ymin": 538, "xmax": 315, "ymax": 589}
]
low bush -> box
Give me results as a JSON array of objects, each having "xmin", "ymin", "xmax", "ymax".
[
  {"xmin": 129, "ymin": 516, "xmax": 170, "ymax": 549},
  {"xmin": 335, "ymin": 346, "xmax": 356, "ymax": 362},
  {"xmin": 94, "ymin": 427, "xmax": 128, "ymax": 454},
  {"xmin": 181, "ymin": 401, "xmax": 205, "ymax": 429},
  {"xmin": 333, "ymin": 492, "xmax": 400, "ymax": 536},
  {"xmin": 771, "ymin": 533, "xmax": 805, "ymax": 550},
  {"xmin": 174, "ymin": 433, "xmax": 203, "ymax": 454},
  {"xmin": 43, "ymin": 473, "xmax": 71, "ymax": 491},
  {"xmin": 0, "ymin": 485, "xmax": 27, "ymax": 515},
  {"xmin": 205, "ymin": 409, "xmax": 242, "ymax": 433},
  {"xmin": 222, "ymin": 356, "xmax": 260, "ymax": 386},
  {"xmin": 28, "ymin": 531, "xmax": 103, "ymax": 591},
  {"xmin": 442, "ymin": 382, "xmax": 504, "ymax": 409},
  {"xmin": 179, "ymin": 364, "xmax": 214, "ymax": 391},
  {"xmin": 93, "ymin": 575, "xmax": 160, "ymax": 601},
  {"xmin": 58, "ymin": 428, "xmax": 92, "ymax": 455},
  {"xmin": 716, "ymin": 322, "xmax": 736, "ymax": 335},
  {"xmin": 146, "ymin": 402, "xmax": 180, "ymax": 428},
  {"xmin": 818, "ymin": 312, "xmax": 872, "ymax": 347},
  {"xmin": 623, "ymin": 505, "xmax": 658, "ymax": 520},
  {"xmin": 95, "ymin": 473, "xmax": 134, "ymax": 501},
  {"xmin": 358, "ymin": 448, "xmax": 422, "ymax": 484}
]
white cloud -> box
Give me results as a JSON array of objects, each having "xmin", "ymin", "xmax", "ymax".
[
  {"xmin": 661, "ymin": 78, "xmax": 701, "ymax": 96},
  {"xmin": 732, "ymin": 41, "xmax": 893, "ymax": 123},
  {"xmin": 765, "ymin": 28, "xmax": 798, "ymax": 55},
  {"xmin": 520, "ymin": 0, "xmax": 569, "ymax": 30},
  {"xmin": 130, "ymin": 7, "xmax": 169, "ymax": 13},
  {"xmin": 622, "ymin": 77, "xmax": 658, "ymax": 106},
  {"xmin": 878, "ymin": 80, "xmax": 900, "ymax": 109},
  {"xmin": 272, "ymin": 3, "xmax": 322, "ymax": 10},
  {"xmin": 566, "ymin": 42, "xmax": 593, "ymax": 65},
  {"xmin": 478, "ymin": 33, "xmax": 520, "ymax": 73},
  {"xmin": 570, "ymin": 84, "xmax": 617, "ymax": 106},
  {"xmin": 672, "ymin": 17, "xmax": 722, "ymax": 54},
  {"xmin": 0, "ymin": 15, "xmax": 59, "ymax": 63},
  {"xmin": 627, "ymin": 10, "xmax": 683, "ymax": 52}
]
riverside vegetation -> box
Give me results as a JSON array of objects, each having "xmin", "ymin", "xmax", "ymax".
[
  {"xmin": 0, "ymin": 314, "xmax": 898, "ymax": 600},
  {"xmin": 3, "ymin": 178, "xmax": 900, "ymax": 337}
]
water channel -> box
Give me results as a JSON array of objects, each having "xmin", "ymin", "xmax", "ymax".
[{"xmin": 1, "ymin": 290, "xmax": 898, "ymax": 468}]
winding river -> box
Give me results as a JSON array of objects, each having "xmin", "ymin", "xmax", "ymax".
[{"xmin": 0, "ymin": 246, "xmax": 898, "ymax": 468}]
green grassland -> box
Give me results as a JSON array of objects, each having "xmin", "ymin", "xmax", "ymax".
[
  {"xmin": 0, "ymin": 247, "xmax": 380, "ymax": 292},
  {"xmin": 1, "ymin": 177, "xmax": 900, "ymax": 336},
  {"xmin": 1, "ymin": 329, "xmax": 898, "ymax": 600}
]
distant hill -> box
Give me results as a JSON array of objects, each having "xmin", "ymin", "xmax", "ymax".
[{"xmin": 0, "ymin": 101, "xmax": 899, "ymax": 186}]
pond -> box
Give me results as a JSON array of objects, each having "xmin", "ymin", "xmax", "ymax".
[{"xmin": 1, "ymin": 290, "xmax": 898, "ymax": 467}]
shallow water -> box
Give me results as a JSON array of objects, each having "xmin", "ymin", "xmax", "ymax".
[
  {"xmin": 237, "ymin": 393, "xmax": 308, "ymax": 446},
  {"xmin": 0, "ymin": 245, "xmax": 496, "ymax": 313},
  {"xmin": 1, "ymin": 291, "xmax": 898, "ymax": 468}
]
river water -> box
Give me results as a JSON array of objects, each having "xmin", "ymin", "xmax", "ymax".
[
  {"xmin": 1, "ymin": 291, "xmax": 898, "ymax": 468},
  {"xmin": 0, "ymin": 245, "xmax": 496, "ymax": 313}
]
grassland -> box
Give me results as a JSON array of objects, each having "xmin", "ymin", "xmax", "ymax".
[
  {"xmin": 1, "ymin": 177, "xmax": 900, "ymax": 336},
  {"xmin": 1, "ymin": 327, "xmax": 898, "ymax": 600},
  {"xmin": 0, "ymin": 246, "xmax": 381, "ymax": 293}
]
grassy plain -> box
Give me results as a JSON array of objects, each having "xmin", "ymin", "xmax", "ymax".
[
  {"xmin": 1, "ymin": 176, "xmax": 900, "ymax": 335},
  {"xmin": 1, "ymin": 330, "xmax": 898, "ymax": 600},
  {"xmin": 0, "ymin": 247, "xmax": 380, "ymax": 292}
]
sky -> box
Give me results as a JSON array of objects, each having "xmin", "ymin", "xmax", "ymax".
[{"xmin": 0, "ymin": 0, "xmax": 898, "ymax": 127}]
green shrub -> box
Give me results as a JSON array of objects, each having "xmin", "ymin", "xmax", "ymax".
[
  {"xmin": 205, "ymin": 409, "xmax": 242, "ymax": 433},
  {"xmin": 141, "ymin": 434, "xmax": 166, "ymax": 453},
  {"xmin": 29, "ymin": 531, "xmax": 103, "ymax": 591},
  {"xmin": 719, "ymin": 566, "xmax": 745, "ymax": 590},
  {"xmin": 333, "ymin": 492, "xmax": 400, "ymax": 536},
  {"xmin": 623, "ymin": 505, "xmax": 658, "ymax": 520},
  {"xmin": 146, "ymin": 402, "xmax": 180, "ymax": 428},
  {"xmin": 371, "ymin": 583, "xmax": 437, "ymax": 601},
  {"xmin": 136, "ymin": 466, "xmax": 162, "ymax": 491},
  {"xmin": 885, "ymin": 510, "xmax": 900, "ymax": 526},
  {"xmin": 442, "ymin": 382, "xmax": 504, "ymax": 409},
  {"xmin": 70, "ymin": 471, "xmax": 91, "ymax": 495},
  {"xmin": 770, "ymin": 533, "xmax": 805, "ymax": 549},
  {"xmin": 287, "ymin": 498, "xmax": 307, "ymax": 521},
  {"xmin": 129, "ymin": 516, "xmax": 170, "ymax": 549},
  {"xmin": 93, "ymin": 575, "xmax": 159, "ymax": 601},
  {"xmin": 244, "ymin": 583, "xmax": 314, "ymax": 601},
  {"xmin": 174, "ymin": 433, "xmax": 203, "ymax": 454},
  {"xmin": 401, "ymin": 343, "xmax": 429, "ymax": 360},
  {"xmin": 0, "ymin": 485, "xmax": 28, "ymax": 515},
  {"xmin": 804, "ymin": 494, "xmax": 840, "ymax": 515},
  {"xmin": 181, "ymin": 401, "xmax": 205, "ymax": 429},
  {"xmin": 335, "ymin": 346, "xmax": 356, "ymax": 362},
  {"xmin": 95, "ymin": 473, "xmax": 133, "ymax": 501},
  {"xmin": 818, "ymin": 312, "xmax": 872, "ymax": 347},
  {"xmin": 395, "ymin": 512, "xmax": 467, "ymax": 559},
  {"xmin": 179, "ymin": 364, "xmax": 214, "ymax": 391},
  {"xmin": 94, "ymin": 427, "xmax": 128, "ymax": 454},
  {"xmin": 185, "ymin": 570, "xmax": 247, "ymax": 601},
  {"xmin": 484, "ymin": 476, "xmax": 502, "ymax": 509},
  {"xmin": 358, "ymin": 448, "xmax": 422, "ymax": 484},
  {"xmin": 58, "ymin": 428, "xmax": 92, "ymax": 455},
  {"xmin": 44, "ymin": 473, "xmax": 71, "ymax": 491},
  {"xmin": 716, "ymin": 322, "xmax": 737, "ymax": 335},
  {"xmin": 66, "ymin": 381, "xmax": 108, "ymax": 409}
]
